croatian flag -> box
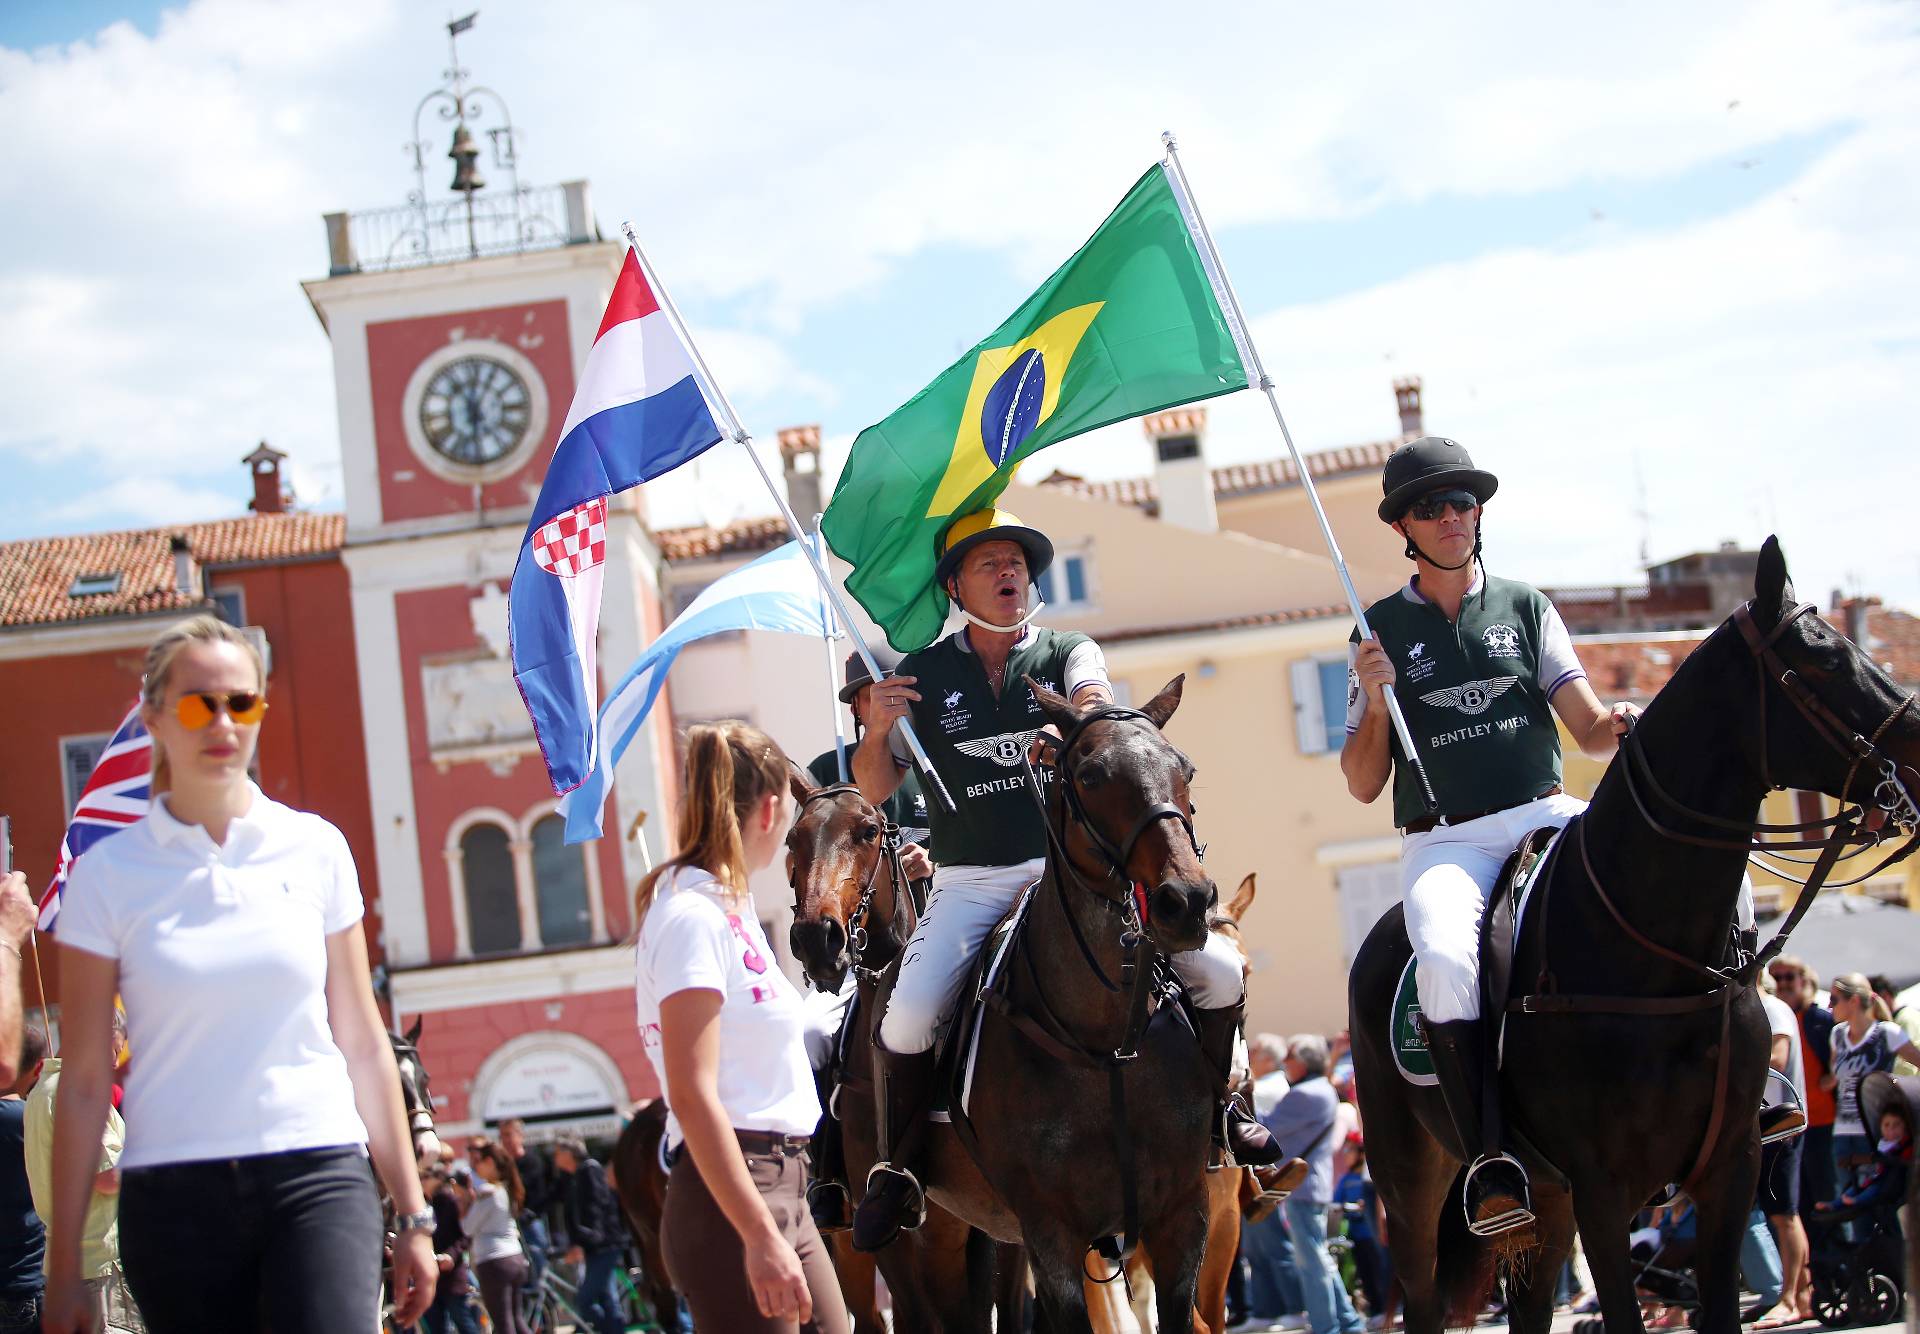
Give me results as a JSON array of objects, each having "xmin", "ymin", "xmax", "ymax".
[
  {"xmin": 511, "ymin": 247, "xmax": 724, "ymax": 796},
  {"xmin": 40, "ymin": 704, "xmax": 150, "ymax": 933}
]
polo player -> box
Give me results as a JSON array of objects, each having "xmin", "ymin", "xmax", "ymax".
[
  {"xmin": 847, "ymin": 509, "xmax": 1281, "ymax": 1253},
  {"xmin": 1340, "ymin": 437, "xmax": 1644, "ymax": 1236}
]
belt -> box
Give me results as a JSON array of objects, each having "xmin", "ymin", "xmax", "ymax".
[
  {"xmin": 1401, "ymin": 785, "xmax": 1563, "ymax": 836},
  {"xmin": 666, "ymin": 1128, "xmax": 812, "ymax": 1170}
]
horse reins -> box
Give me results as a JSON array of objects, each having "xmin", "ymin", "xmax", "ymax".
[{"xmin": 1518, "ymin": 598, "xmax": 1920, "ymax": 1194}]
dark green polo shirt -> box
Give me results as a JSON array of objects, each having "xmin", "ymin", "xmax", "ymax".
[
  {"xmin": 892, "ymin": 627, "xmax": 1092, "ymax": 867},
  {"xmin": 1349, "ymin": 574, "xmax": 1585, "ymax": 829}
]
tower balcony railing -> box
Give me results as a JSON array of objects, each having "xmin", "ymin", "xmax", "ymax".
[{"xmin": 323, "ymin": 180, "xmax": 599, "ymax": 276}]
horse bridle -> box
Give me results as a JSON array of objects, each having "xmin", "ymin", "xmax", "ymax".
[
  {"xmin": 1034, "ymin": 705, "xmax": 1206, "ymax": 933},
  {"xmin": 392, "ymin": 1039, "xmax": 436, "ymax": 1140},
  {"xmin": 790, "ymin": 783, "xmax": 908, "ymax": 981}
]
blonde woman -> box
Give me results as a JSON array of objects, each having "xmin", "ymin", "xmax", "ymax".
[
  {"xmin": 635, "ymin": 723, "xmax": 847, "ymax": 1334},
  {"xmin": 43, "ymin": 616, "xmax": 435, "ymax": 1333},
  {"xmin": 1824, "ymin": 973, "xmax": 1920, "ymax": 1180}
]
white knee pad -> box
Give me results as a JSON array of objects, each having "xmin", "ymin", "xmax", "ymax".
[{"xmin": 1171, "ymin": 931, "xmax": 1246, "ymax": 1010}]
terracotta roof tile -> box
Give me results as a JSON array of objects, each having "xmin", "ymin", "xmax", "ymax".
[
  {"xmin": 655, "ymin": 516, "xmax": 791, "ymax": 563},
  {"xmin": 1838, "ymin": 599, "xmax": 1920, "ymax": 688},
  {"xmin": 1571, "ymin": 635, "xmax": 1707, "ymax": 700},
  {"xmin": 1039, "ymin": 436, "xmax": 1410, "ymax": 511},
  {"xmin": 0, "ymin": 512, "xmax": 344, "ymax": 629}
]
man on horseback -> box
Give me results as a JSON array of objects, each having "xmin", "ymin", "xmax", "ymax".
[
  {"xmin": 1341, "ymin": 437, "xmax": 1640, "ymax": 1236},
  {"xmin": 847, "ymin": 508, "xmax": 1282, "ymax": 1252}
]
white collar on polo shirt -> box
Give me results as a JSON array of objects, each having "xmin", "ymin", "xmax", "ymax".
[{"xmin": 147, "ymin": 781, "xmax": 269, "ymax": 850}]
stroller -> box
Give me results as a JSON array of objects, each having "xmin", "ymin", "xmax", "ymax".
[{"xmin": 1807, "ymin": 1204, "xmax": 1904, "ymax": 1328}]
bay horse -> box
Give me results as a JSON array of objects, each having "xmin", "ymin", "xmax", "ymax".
[
  {"xmin": 390, "ymin": 1020, "xmax": 443, "ymax": 1165},
  {"xmin": 899, "ymin": 675, "xmax": 1221, "ymax": 1332},
  {"xmin": 785, "ymin": 773, "xmax": 1024, "ymax": 1333},
  {"xmin": 1352, "ymin": 538, "xmax": 1920, "ymax": 1334}
]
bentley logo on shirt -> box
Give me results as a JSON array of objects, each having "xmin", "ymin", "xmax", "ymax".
[
  {"xmin": 954, "ymin": 729, "xmax": 1044, "ymax": 768},
  {"xmin": 1418, "ymin": 677, "xmax": 1519, "ymax": 716}
]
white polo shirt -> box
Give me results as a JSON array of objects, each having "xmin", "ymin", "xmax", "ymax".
[
  {"xmin": 58, "ymin": 784, "xmax": 370, "ymax": 1168},
  {"xmin": 635, "ymin": 865, "xmax": 820, "ymax": 1148}
]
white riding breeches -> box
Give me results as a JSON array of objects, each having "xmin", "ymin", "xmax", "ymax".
[
  {"xmin": 876, "ymin": 857, "xmax": 1246, "ymax": 1055},
  {"xmin": 1402, "ymin": 791, "xmax": 1756, "ymax": 1023}
]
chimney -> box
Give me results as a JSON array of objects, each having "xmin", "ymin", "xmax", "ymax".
[
  {"xmin": 243, "ymin": 441, "xmax": 289, "ymax": 514},
  {"xmin": 1145, "ymin": 408, "xmax": 1217, "ymax": 533},
  {"xmin": 169, "ymin": 534, "xmax": 198, "ymax": 598},
  {"xmin": 778, "ymin": 425, "xmax": 823, "ymax": 521},
  {"xmin": 1845, "ymin": 597, "xmax": 1871, "ymax": 645},
  {"xmin": 1394, "ymin": 376, "xmax": 1423, "ymax": 436}
]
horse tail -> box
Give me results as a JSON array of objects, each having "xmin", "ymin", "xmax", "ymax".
[{"xmin": 1433, "ymin": 1167, "xmax": 1500, "ymax": 1327}]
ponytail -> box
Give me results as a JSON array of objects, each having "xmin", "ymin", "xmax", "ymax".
[{"xmin": 635, "ymin": 721, "xmax": 789, "ymax": 929}]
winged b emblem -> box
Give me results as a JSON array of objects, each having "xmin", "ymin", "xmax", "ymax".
[
  {"xmin": 1417, "ymin": 677, "xmax": 1519, "ymax": 717},
  {"xmin": 954, "ymin": 729, "xmax": 1044, "ymax": 768}
]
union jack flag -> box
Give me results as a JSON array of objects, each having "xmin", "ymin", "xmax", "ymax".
[{"xmin": 39, "ymin": 704, "xmax": 150, "ymax": 933}]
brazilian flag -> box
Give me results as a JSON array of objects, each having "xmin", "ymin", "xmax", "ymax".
[{"xmin": 823, "ymin": 162, "xmax": 1250, "ymax": 651}]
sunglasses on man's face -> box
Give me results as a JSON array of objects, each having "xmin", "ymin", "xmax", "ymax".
[
  {"xmin": 1404, "ymin": 489, "xmax": 1480, "ymax": 522},
  {"xmin": 175, "ymin": 691, "xmax": 267, "ymax": 730}
]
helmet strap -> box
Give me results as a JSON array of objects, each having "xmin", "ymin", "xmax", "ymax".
[
  {"xmin": 957, "ymin": 591, "xmax": 1046, "ymax": 636},
  {"xmin": 1400, "ymin": 516, "xmax": 1485, "ymax": 574}
]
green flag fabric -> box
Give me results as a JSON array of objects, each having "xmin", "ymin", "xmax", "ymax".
[{"xmin": 823, "ymin": 161, "xmax": 1250, "ymax": 651}]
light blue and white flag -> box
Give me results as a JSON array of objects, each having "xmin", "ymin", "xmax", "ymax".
[{"xmin": 561, "ymin": 538, "xmax": 838, "ymax": 842}]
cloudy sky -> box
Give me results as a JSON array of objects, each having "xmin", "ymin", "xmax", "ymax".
[{"xmin": 4, "ymin": 0, "xmax": 1916, "ymax": 610}]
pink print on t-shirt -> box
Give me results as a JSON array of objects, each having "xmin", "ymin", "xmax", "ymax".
[{"xmin": 727, "ymin": 915, "xmax": 768, "ymax": 975}]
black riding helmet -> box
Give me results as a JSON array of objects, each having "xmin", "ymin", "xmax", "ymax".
[
  {"xmin": 1379, "ymin": 437, "xmax": 1499, "ymax": 572},
  {"xmin": 1378, "ymin": 436, "xmax": 1499, "ymax": 522}
]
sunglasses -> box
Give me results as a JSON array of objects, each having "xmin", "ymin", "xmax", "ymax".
[
  {"xmin": 1404, "ymin": 489, "xmax": 1481, "ymax": 521},
  {"xmin": 175, "ymin": 691, "xmax": 268, "ymax": 730}
]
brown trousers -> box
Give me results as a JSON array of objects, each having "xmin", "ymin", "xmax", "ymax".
[{"xmin": 662, "ymin": 1139, "xmax": 850, "ymax": 1334}]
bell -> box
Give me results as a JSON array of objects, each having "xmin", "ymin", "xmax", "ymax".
[{"xmin": 448, "ymin": 123, "xmax": 485, "ymax": 194}]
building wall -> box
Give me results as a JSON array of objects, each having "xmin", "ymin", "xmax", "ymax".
[{"xmin": 1211, "ymin": 474, "xmax": 1411, "ymax": 606}]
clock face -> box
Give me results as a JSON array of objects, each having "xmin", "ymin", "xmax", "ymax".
[{"xmin": 418, "ymin": 356, "xmax": 534, "ymax": 466}]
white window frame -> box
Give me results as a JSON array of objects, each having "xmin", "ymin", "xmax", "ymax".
[
  {"xmin": 1335, "ymin": 860, "xmax": 1402, "ymax": 967},
  {"xmin": 59, "ymin": 733, "xmax": 114, "ymax": 818},
  {"xmin": 1290, "ymin": 651, "xmax": 1352, "ymax": 756},
  {"xmin": 210, "ymin": 584, "xmax": 246, "ymax": 627},
  {"xmin": 1037, "ymin": 544, "xmax": 1097, "ymax": 615}
]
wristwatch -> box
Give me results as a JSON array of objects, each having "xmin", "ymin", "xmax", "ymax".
[{"xmin": 395, "ymin": 1208, "xmax": 437, "ymax": 1236}]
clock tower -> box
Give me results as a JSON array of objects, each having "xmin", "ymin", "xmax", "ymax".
[{"xmin": 299, "ymin": 19, "xmax": 673, "ymax": 1140}]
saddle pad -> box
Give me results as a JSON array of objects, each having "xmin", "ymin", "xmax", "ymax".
[
  {"xmin": 948, "ymin": 880, "xmax": 1040, "ymax": 1122},
  {"xmin": 1390, "ymin": 956, "xmax": 1438, "ymax": 1086}
]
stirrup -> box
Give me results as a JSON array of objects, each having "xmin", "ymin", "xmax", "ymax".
[
  {"xmin": 1463, "ymin": 1152, "xmax": 1534, "ymax": 1238},
  {"xmin": 861, "ymin": 1160, "xmax": 928, "ymax": 1231},
  {"xmin": 807, "ymin": 1179, "xmax": 852, "ymax": 1234}
]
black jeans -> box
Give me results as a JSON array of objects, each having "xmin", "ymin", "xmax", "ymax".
[{"xmin": 120, "ymin": 1145, "xmax": 383, "ymax": 1334}]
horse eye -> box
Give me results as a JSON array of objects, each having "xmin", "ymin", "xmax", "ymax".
[
  {"xmin": 858, "ymin": 822, "xmax": 880, "ymax": 842},
  {"xmin": 1077, "ymin": 762, "xmax": 1109, "ymax": 788}
]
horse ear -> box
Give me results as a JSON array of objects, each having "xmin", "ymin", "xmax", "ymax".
[
  {"xmin": 1025, "ymin": 675, "xmax": 1081, "ymax": 734},
  {"xmin": 789, "ymin": 764, "xmax": 817, "ymax": 804},
  {"xmin": 1754, "ymin": 535, "xmax": 1795, "ymax": 623},
  {"xmin": 1140, "ymin": 674, "xmax": 1186, "ymax": 730},
  {"xmin": 405, "ymin": 1017, "xmax": 422, "ymax": 1045},
  {"xmin": 1226, "ymin": 872, "xmax": 1256, "ymax": 923}
]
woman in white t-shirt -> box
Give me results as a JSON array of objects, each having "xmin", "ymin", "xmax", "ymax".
[
  {"xmin": 637, "ymin": 722, "xmax": 848, "ymax": 1334},
  {"xmin": 1824, "ymin": 973, "xmax": 1920, "ymax": 1178},
  {"xmin": 43, "ymin": 616, "xmax": 437, "ymax": 1334}
]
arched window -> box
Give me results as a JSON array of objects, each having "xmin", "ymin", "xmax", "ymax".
[
  {"xmin": 462, "ymin": 823, "xmax": 522, "ymax": 955},
  {"xmin": 531, "ymin": 814, "xmax": 593, "ymax": 947}
]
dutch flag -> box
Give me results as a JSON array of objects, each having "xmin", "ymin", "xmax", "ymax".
[{"xmin": 510, "ymin": 246, "xmax": 723, "ymax": 797}]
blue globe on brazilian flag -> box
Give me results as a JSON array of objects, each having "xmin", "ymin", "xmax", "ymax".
[{"xmin": 823, "ymin": 161, "xmax": 1252, "ymax": 651}]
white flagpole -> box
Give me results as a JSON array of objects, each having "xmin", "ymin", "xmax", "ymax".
[
  {"xmin": 620, "ymin": 223, "xmax": 957, "ymax": 813},
  {"xmin": 1158, "ymin": 133, "xmax": 1439, "ymax": 814},
  {"xmin": 814, "ymin": 514, "xmax": 851, "ymax": 783}
]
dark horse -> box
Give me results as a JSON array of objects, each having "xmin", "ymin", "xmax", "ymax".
[
  {"xmin": 879, "ymin": 675, "xmax": 1220, "ymax": 1331},
  {"xmin": 390, "ymin": 1019, "xmax": 443, "ymax": 1166},
  {"xmin": 786, "ymin": 771, "xmax": 1023, "ymax": 1333},
  {"xmin": 1352, "ymin": 538, "xmax": 1920, "ymax": 1334},
  {"xmin": 609, "ymin": 1100, "xmax": 686, "ymax": 1334}
]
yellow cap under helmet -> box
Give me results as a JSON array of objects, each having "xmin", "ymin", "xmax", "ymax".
[{"xmin": 934, "ymin": 508, "xmax": 1055, "ymax": 591}]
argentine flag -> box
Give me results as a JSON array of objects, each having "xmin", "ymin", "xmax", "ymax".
[
  {"xmin": 560, "ymin": 538, "xmax": 838, "ymax": 843},
  {"xmin": 511, "ymin": 247, "xmax": 724, "ymax": 797}
]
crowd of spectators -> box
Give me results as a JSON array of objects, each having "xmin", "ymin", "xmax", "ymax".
[{"xmin": 1226, "ymin": 963, "xmax": 1920, "ymax": 1333}]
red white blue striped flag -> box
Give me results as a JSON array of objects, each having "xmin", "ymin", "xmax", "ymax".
[{"xmin": 39, "ymin": 704, "xmax": 150, "ymax": 932}]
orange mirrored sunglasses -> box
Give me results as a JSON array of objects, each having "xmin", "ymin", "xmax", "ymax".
[{"xmin": 175, "ymin": 691, "xmax": 268, "ymax": 729}]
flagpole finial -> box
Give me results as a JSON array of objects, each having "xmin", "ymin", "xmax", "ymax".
[{"xmin": 1161, "ymin": 129, "xmax": 1178, "ymax": 152}]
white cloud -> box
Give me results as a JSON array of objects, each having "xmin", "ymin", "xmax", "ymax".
[
  {"xmin": 45, "ymin": 475, "xmax": 241, "ymax": 530},
  {"xmin": 4, "ymin": 0, "xmax": 1917, "ymax": 610}
]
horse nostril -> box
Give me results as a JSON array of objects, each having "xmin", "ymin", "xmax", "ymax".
[{"xmin": 1152, "ymin": 882, "xmax": 1209, "ymax": 925}]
